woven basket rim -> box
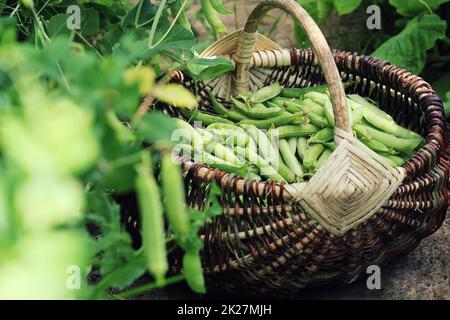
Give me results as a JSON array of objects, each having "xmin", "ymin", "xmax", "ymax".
[{"xmin": 167, "ymin": 47, "xmax": 448, "ymax": 193}]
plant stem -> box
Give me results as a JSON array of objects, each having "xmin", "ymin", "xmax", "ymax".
[
  {"xmin": 76, "ymin": 31, "xmax": 104, "ymax": 60},
  {"xmin": 148, "ymin": 0, "xmax": 168, "ymax": 48},
  {"xmin": 112, "ymin": 274, "xmax": 186, "ymax": 300},
  {"xmin": 418, "ymin": 0, "xmax": 433, "ymax": 14},
  {"xmin": 136, "ymin": 17, "xmax": 155, "ymax": 28},
  {"xmin": 9, "ymin": 3, "xmax": 20, "ymax": 17},
  {"xmin": 31, "ymin": 8, "xmax": 51, "ymax": 43},
  {"xmin": 134, "ymin": 0, "xmax": 145, "ymax": 27},
  {"xmin": 150, "ymin": 0, "xmax": 188, "ymax": 49}
]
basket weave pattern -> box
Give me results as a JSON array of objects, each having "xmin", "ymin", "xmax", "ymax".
[{"xmin": 160, "ymin": 48, "xmax": 449, "ymax": 293}]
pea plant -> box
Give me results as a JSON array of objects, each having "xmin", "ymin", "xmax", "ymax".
[{"xmin": 0, "ymin": 0, "xmax": 231, "ymax": 299}]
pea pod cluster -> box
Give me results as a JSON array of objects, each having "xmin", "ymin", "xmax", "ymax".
[
  {"xmin": 176, "ymin": 83, "xmax": 424, "ymax": 183},
  {"xmin": 135, "ymin": 150, "xmax": 206, "ymax": 294}
]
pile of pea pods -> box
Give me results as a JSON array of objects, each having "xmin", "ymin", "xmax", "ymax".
[{"xmin": 175, "ymin": 83, "xmax": 424, "ymax": 183}]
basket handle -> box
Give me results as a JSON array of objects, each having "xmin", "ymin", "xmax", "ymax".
[{"xmin": 233, "ymin": 0, "xmax": 351, "ymax": 133}]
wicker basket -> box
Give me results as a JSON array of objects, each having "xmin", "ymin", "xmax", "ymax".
[{"xmin": 152, "ymin": 0, "xmax": 449, "ymax": 294}]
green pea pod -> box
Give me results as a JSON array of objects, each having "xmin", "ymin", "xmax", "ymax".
[
  {"xmin": 238, "ymin": 112, "xmax": 303, "ymax": 129},
  {"xmin": 240, "ymin": 124, "xmax": 279, "ymax": 167},
  {"xmin": 288, "ymin": 138, "xmax": 297, "ymax": 154},
  {"xmin": 299, "ymin": 99, "xmax": 325, "ymax": 116},
  {"xmin": 356, "ymin": 133, "xmax": 397, "ymax": 155},
  {"xmin": 178, "ymin": 143, "xmax": 247, "ymax": 175},
  {"xmin": 175, "ymin": 143, "xmax": 195, "ymax": 159},
  {"xmin": 304, "ymin": 92, "xmax": 329, "ymax": 105},
  {"xmin": 207, "ymin": 123, "xmax": 242, "ymax": 131},
  {"xmin": 266, "ymin": 100, "xmax": 303, "ymax": 117},
  {"xmin": 230, "ymin": 97, "xmax": 250, "ymax": 114},
  {"xmin": 284, "ymin": 101, "xmax": 304, "ymax": 114},
  {"xmin": 360, "ymin": 102, "xmax": 423, "ymax": 140},
  {"xmin": 225, "ymin": 109, "xmax": 248, "ymax": 122},
  {"xmin": 305, "ymin": 112, "xmax": 329, "ymax": 128},
  {"xmin": 324, "ymin": 97, "xmax": 363, "ymax": 127},
  {"xmin": 161, "ymin": 152, "xmax": 190, "ymax": 238},
  {"xmin": 348, "ymin": 98, "xmax": 364, "ymax": 126},
  {"xmin": 170, "ymin": 0, "xmax": 192, "ymax": 32},
  {"xmin": 236, "ymin": 91, "xmax": 253, "ymax": 102},
  {"xmin": 180, "ymin": 109, "xmax": 234, "ymax": 126},
  {"xmin": 324, "ymin": 100, "xmax": 335, "ymax": 127},
  {"xmin": 349, "ymin": 94, "xmax": 421, "ymax": 140},
  {"xmin": 207, "ymin": 90, "xmax": 247, "ymax": 121},
  {"xmin": 244, "ymin": 106, "xmax": 284, "ymax": 119},
  {"xmin": 308, "ymin": 127, "xmax": 334, "ymax": 144},
  {"xmin": 348, "ymin": 94, "xmax": 393, "ymax": 121},
  {"xmin": 235, "ymin": 146, "xmax": 285, "ymax": 182},
  {"xmin": 205, "ymin": 140, "xmax": 243, "ymax": 165},
  {"xmin": 277, "ymin": 160, "xmax": 296, "ymax": 183},
  {"xmin": 223, "ymin": 131, "xmax": 249, "ymax": 148},
  {"xmin": 316, "ymin": 148, "xmax": 333, "ymax": 169},
  {"xmin": 206, "ymin": 89, "xmax": 228, "ymax": 115},
  {"xmin": 211, "ymin": 0, "xmax": 232, "ymax": 14},
  {"xmin": 303, "ymin": 144, "xmax": 325, "ymax": 170},
  {"xmin": 297, "ymin": 137, "xmax": 308, "ymax": 160},
  {"xmin": 20, "ymin": 0, "xmax": 34, "ymax": 10},
  {"xmin": 380, "ymin": 154, "xmax": 407, "ymax": 167},
  {"xmin": 250, "ymin": 83, "xmax": 282, "ymax": 103},
  {"xmin": 183, "ymin": 250, "xmax": 206, "ymax": 294},
  {"xmin": 279, "ymin": 139, "xmax": 304, "ymax": 178},
  {"xmin": 275, "ymin": 124, "xmax": 320, "ymax": 139},
  {"xmin": 232, "ymin": 97, "xmax": 283, "ymax": 119},
  {"xmin": 247, "ymin": 137, "xmax": 258, "ymax": 155},
  {"xmin": 281, "ymin": 85, "xmax": 328, "ymax": 98},
  {"xmin": 353, "ymin": 124, "xmax": 423, "ymax": 154},
  {"xmin": 265, "ymin": 100, "xmax": 284, "ymax": 108},
  {"xmin": 246, "ymin": 171, "xmax": 262, "ymax": 181},
  {"xmin": 200, "ymin": 0, "xmax": 227, "ymax": 35},
  {"xmin": 135, "ymin": 153, "xmax": 168, "ymax": 286}
]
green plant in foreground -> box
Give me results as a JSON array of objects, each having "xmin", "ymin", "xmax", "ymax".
[{"xmin": 0, "ymin": 0, "xmax": 231, "ymax": 299}]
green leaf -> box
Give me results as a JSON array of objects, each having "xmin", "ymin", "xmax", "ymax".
[
  {"xmin": 372, "ymin": 14, "xmax": 447, "ymax": 74},
  {"xmin": 0, "ymin": 17, "xmax": 17, "ymax": 44},
  {"xmin": 332, "ymin": 0, "xmax": 363, "ymax": 15},
  {"xmin": 148, "ymin": 20, "xmax": 195, "ymax": 55},
  {"xmin": 46, "ymin": 14, "xmax": 71, "ymax": 38},
  {"xmin": 0, "ymin": 0, "xmax": 7, "ymax": 15},
  {"xmin": 122, "ymin": 0, "xmax": 158, "ymax": 28},
  {"xmin": 153, "ymin": 84, "xmax": 198, "ymax": 109},
  {"xmin": 434, "ymin": 76, "xmax": 450, "ymax": 118},
  {"xmin": 389, "ymin": 0, "xmax": 449, "ymax": 17},
  {"xmin": 432, "ymin": 74, "xmax": 450, "ymax": 98},
  {"xmin": 82, "ymin": 7, "xmax": 100, "ymax": 36},
  {"xmin": 186, "ymin": 57, "xmax": 234, "ymax": 81},
  {"xmin": 294, "ymin": 0, "xmax": 334, "ymax": 47},
  {"xmin": 90, "ymin": 254, "xmax": 147, "ymax": 298},
  {"xmin": 135, "ymin": 112, "xmax": 179, "ymax": 145},
  {"xmin": 444, "ymin": 92, "xmax": 450, "ymax": 118}
]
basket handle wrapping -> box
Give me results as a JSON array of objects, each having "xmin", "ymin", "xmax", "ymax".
[{"xmin": 233, "ymin": 0, "xmax": 351, "ymax": 134}]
